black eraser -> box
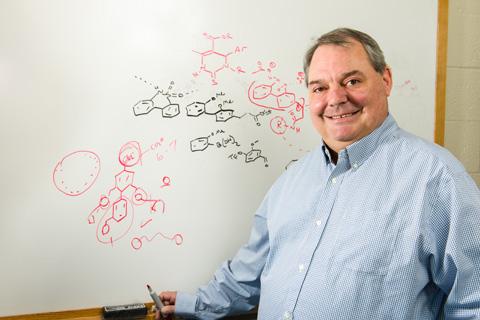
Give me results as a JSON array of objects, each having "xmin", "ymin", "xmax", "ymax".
[{"xmin": 102, "ymin": 303, "xmax": 147, "ymax": 319}]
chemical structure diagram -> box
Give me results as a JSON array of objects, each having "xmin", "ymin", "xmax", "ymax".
[
  {"xmin": 131, "ymin": 231, "xmax": 183, "ymax": 251},
  {"xmin": 133, "ymin": 80, "xmax": 271, "ymax": 126},
  {"xmin": 192, "ymin": 32, "xmax": 247, "ymax": 85},
  {"xmin": 190, "ymin": 129, "xmax": 240, "ymax": 152},
  {"xmin": 247, "ymin": 61, "xmax": 305, "ymax": 136},
  {"xmin": 228, "ymin": 140, "xmax": 269, "ymax": 167},
  {"xmin": 186, "ymin": 92, "xmax": 272, "ymax": 125},
  {"xmin": 87, "ymin": 140, "xmax": 183, "ymax": 250},
  {"xmin": 128, "ymin": 33, "xmax": 307, "ymax": 172},
  {"xmin": 132, "ymin": 79, "xmax": 193, "ymax": 117},
  {"xmin": 186, "ymin": 92, "xmax": 236, "ymax": 122},
  {"xmin": 190, "ymin": 130, "xmax": 268, "ymax": 166}
]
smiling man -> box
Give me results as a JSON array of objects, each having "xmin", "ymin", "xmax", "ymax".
[
  {"xmin": 156, "ymin": 28, "xmax": 480, "ymax": 320},
  {"xmin": 306, "ymin": 33, "xmax": 392, "ymax": 161}
]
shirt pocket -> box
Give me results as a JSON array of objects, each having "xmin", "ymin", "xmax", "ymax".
[{"xmin": 331, "ymin": 209, "xmax": 399, "ymax": 275}]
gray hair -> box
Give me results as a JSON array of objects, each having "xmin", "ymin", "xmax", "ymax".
[{"xmin": 303, "ymin": 28, "xmax": 387, "ymax": 85}]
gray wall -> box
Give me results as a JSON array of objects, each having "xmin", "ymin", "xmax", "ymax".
[{"xmin": 445, "ymin": 0, "xmax": 480, "ymax": 186}]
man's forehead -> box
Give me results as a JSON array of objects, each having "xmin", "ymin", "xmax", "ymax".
[
  {"xmin": 309, "ymin": 43, "xmax": 372, "ymax": 75},
  {"xmin": 313, "ymin": 40, "xmax": 366, "ymax": 60}
]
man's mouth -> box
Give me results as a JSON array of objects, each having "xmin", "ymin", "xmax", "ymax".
[{"xmin": 324, "ymin": 109, "xmax": 361, "ymax": 119}]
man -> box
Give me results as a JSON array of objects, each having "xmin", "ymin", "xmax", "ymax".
[{"xmin": 157, "ymin": 28, "xmax": 480, "ymax": 319}]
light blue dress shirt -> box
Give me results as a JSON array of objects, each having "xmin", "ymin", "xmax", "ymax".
[{"xmin": 175, "ymin": 114, "xmax": 480, "ymax": 319}]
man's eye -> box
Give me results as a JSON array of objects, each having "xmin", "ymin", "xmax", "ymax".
[
  {"xmin": 345, "ymin": 79, "xmax": 360, "ymax": 87},
  {"xmin": 312, "ymin": 86, "xmax": 326, "ymax": 93}
]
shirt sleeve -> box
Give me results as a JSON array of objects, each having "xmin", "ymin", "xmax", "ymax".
[
  {"xmin": 428, "ymin": 170, "xmax": 480, "ymax": 319},
  {"xmin": 175, "ymin": 193, "xmax": 271, "ymax": 319}
]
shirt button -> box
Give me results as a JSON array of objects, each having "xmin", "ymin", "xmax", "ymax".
[
  {"xmin": 316, "ymin": 220, "xmax": 322, "ymax": 226},
  {"xmin": 298, "ymin": 264, "xmax": 305, "ymax": 272},
  {"xmin": 331, "ymin": 177, "xmax": 337, "ymax": 184},
  {"xmin": 353, "ymin": 162, "xmax": 359, "ymax": 169},
  {"xmin": 283, "ymin": 311, "xmax": 293, "ymax": 320}
]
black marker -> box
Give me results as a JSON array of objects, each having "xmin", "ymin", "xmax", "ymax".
[{"xmin": 147, "ymin": 284, "xmax": 164, "ymax": 312}]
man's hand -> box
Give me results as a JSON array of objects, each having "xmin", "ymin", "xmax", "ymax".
[{"xmin": 155, "ymin": 291, "xmax": 177, "ymax": 320}]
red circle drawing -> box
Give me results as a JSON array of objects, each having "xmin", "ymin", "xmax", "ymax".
[
  {"xmin": 131, "ymin": 237, "xmax": 143, "ymax": 250},
  {"xmin": 270, "ymin": 116, "xmax": 287, "ymax": 135},
  {"xmin": 132, "ymin": 188, "xmax": 148, "ymax": 205},
  {"xmin": 173, "ymin": 233, "xmax": 183, "ymax": 245},
  {"xmin": 119, "ymin": 141, "xmax": 142, "ymax": 167},
  {"xmin": 52, "ymin": 150, "xmax": 101, "ymax": 196}
]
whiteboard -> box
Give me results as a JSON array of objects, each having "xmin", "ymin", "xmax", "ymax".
[{"xmin": 0, "ymin": 0, "xmax": 438, "ymax": 316}]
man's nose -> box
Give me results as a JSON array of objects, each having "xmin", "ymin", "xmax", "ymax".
[{"xmin": 327, "ymin": 86, "xmax": 347, "ymax": 107}]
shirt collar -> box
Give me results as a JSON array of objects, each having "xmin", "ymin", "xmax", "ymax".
[{"xmin": 320, "ymin": 114, "xmax": 398, "ymax": 168}]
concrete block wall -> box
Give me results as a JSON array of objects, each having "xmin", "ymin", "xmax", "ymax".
[{"xmin": 445, "ymin": 0, "xmax": 480, "ymax": 186}]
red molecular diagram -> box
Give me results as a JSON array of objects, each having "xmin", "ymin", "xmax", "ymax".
[
  {"xmin": 248, "ymin": 80, "xmax": 305, "ymax": 135},
  {"xmin": 192, "ymin": 33, "xmax": 246, "ymax": 85},
  {"xmin": 87, "ymin": 141, "xmax": 182, "ymax": 249}
]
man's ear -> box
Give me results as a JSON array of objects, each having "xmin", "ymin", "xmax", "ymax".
[{"xmin": 382, "ymin": 66, "xmax": 393, "ymax": 97}]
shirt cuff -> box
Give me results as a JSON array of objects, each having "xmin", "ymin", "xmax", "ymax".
[{"xmin": 174, "ymin": 291, "xmax": 198, "ymax": 317}]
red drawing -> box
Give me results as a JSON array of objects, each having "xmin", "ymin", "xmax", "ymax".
[
  {"xmin": 192, "ymin": 33, "xmax": 247, "ymax": 85},
  {"xmin": 131, "ymin": 232, "xmax": 183, "ymax": 250},
  {"xmin": 251, "ymin": 60, "xmax": 277, "ymax": 75},
  {"xmin": 247, "ymin": 60, "xmax": 306, "ymax": 135},
  {"xmin": 149, "ymin": 136, "xmax": 177, "ymax": 161},
  {"xmin": 248, "ymin": 79, "xmax": 305, "ymax": 135},
  {"xmin": 160, "ymin": 176, "xmax": 171, "ymax": 188},
  {"xmin": 296, "ymin": 71, "xmax": 305, "ymax": 85},
  {"xmin": 140, "ymin": 218, "xmax": 153, "ymax": 228},
  {"xmin": 269, "ymin": 116, "xmax": 288, "ymax": 135},
  {"xmin": 87, "ymin": 141, "xmax": 177, "ymax": 248},
  {"xmin": 396, "ymin": 79, "xmax": 418, "ymax": 96},
  {"xmin": 52, "ymin": 150, "xmax": 100, "ymax": 196}
]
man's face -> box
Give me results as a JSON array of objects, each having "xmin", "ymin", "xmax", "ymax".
[{"xmin": 307, "ymin": 39, "xmax": 392, "ymax": 152}]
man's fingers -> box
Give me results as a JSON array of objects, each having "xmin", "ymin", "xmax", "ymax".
[
  {"xmin": 155, "ymin": 305, "xmax": 175, "ymax": 320},
  {"xmin": 161, "ymin": 304, "xmax": 175, "ymax": 315},
  {"xmin": 159, "ymin": 291, "xmax": 177, "ymax": 305}
]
